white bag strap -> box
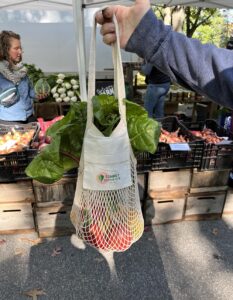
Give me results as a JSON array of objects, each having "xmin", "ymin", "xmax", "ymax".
[{"xmin": 87, "ymin": 11, "xmax": 126, "ymax": 128}]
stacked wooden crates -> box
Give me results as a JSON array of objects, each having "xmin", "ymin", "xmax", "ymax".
[
  {"xmin": 184, "ymin": 169, "xmax": 229, "ymax": 220},
  {"xmin": 144, "ymin": 169, "xmax": 191, "ymax": 225},
  {"xmin": 143, "ymin": 117, "xmax": 233, "ymax": 224},
  {"xmin": 183, "ymin": 119, "xmax": 233, "ymax": 220},
  {"xmin": 0, "ymin": 181, "xmax": 35, "ymax": 234},
  {"xmin": 143, "ymin": 169, "xmax": 230, "ymax": 224},
  {"xmin": 222, "ymin": 180, "xmax": 233, "ymax": 216},
  {"xmin": 0, "ymin": 122, "xmax": 40, "ymax": 234},
  {"xmin": 143, "ymin": 116, "xmax": 202, "ymax": 225},
  {"xmin": 32, "ymin": 176, "xmax": 77, "ymax": 237}
]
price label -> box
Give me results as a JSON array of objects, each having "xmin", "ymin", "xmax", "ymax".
[
  {"xmin": 169, "ymin": 143, "xmax": 191, "ymax": 151},
  {"xmin": 217, "ymin": 140, "xmax": 232, "ymax": 145}
]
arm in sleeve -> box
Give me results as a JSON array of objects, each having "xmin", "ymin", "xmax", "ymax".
[
  {"xmin": 125, "ymin": 9, "xmax": 233, "ymax": 109},
  {"xmin": 141, "ymin": 62, "xmax": 153, "ymax": 76},
  {"xmin": 28, "ymin": 77, "xmax": 36, "ymax": 99}
]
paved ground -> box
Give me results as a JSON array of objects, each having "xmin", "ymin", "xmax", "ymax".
[{"xmin": 1, "ymin": 215, "xmax": 233, "ymax": 300}]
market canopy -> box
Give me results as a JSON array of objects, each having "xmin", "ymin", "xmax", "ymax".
[
  {"xmin": 151, "ymin": 0, "xmax": 233, "ymax": 9},
  {"xmin": 0, "ymin": 0, "xmax": 232, "ymax": 10},
  {"xmin": 0, "ymin": 0, "xmax": 233, "ymax": 100},
  {"xmin": 82, "ymin": 0, "xmax": 233, "ymax": 9}
]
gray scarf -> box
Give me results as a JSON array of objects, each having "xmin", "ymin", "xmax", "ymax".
[{"xmin": 0, "ymin": 60, "xmax": 27, "ymax": 84}]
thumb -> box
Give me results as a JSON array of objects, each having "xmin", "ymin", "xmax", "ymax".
[
  {"xmin": 134, "ymin": 0, "xmax": 151, "ymax": 14},
  {"xmin": 135, "ymin": 0, "xmax": 150, "ymax": 4}
]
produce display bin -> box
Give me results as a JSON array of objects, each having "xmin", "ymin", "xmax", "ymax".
[
  {"xmin": 0, "ymin": 122, "xmax": 40, "ymax": 182},
  {"xmin": 0, "ymin": 122, "xmax": 39, "ymax": 147},
  {"xmin": 0, "ymin": 149, "xmax": 38, "ymax": 182},
  {"xmin": 63, "ymin": 168, "xmax": 78, "ymax": 177},
  {"xmin": 182, "ymin": 119, "xmax": 233, "ymax": 170},
  {"xmin": 136, "ymin": 152, "xmax": 152, "ymax": 173},
  {"xmin": 151, "ymin": 116, "xmax": 203, "ymax": 170}
]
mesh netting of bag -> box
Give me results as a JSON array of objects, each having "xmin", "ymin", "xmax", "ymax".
[{"xmin": 70, "ymin": 156, "xmax": 144, "ymax": 252}]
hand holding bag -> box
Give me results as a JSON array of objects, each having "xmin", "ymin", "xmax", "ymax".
[{"xmin": 70, "ymin": 13, "xmax": 144, "ymax": 252}]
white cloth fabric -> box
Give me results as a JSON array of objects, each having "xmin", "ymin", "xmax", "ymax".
[{"xmin": 70, "ymin": 13, "xmax": 144, "ymax": 252}]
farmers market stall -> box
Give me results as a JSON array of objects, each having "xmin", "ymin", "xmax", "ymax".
[
  {"xmin": 0, "ymin": 0, "xmax": 232, "ymax": 100},
  {"xmin": 1, "ymin": 113, "xmax": 233, "ymax": 236},
  {"xmin": 1, "ymin": 0, "xmax": 233, "ymax": 239}
]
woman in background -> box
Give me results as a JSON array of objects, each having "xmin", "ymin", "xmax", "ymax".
[{"xmin": 0, "ymin": 30, "xmax": 36, "ymax": 124}]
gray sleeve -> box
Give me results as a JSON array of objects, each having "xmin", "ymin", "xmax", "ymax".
[{"xmin": 125, "ymin": 9, "xmax": 233, "ymax": 109}]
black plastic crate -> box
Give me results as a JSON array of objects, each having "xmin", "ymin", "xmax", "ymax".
[
  {"xmin": 136, "ymin": 152, "xmax": 152, "ymax": 173},
  {"xmin": 182, "ymin": 119, "xmax": 233, "ymax": 170},
  {"xmin": 64, "ymin": 168, "xmax": 78, "ymax": 177},
  {"xmin": 151, "ymin": 116, "xmax": 203, "ymax": 170},
  {"xmin": 0, "ymin": 149, "xmax": 38, "ymax": 182}
]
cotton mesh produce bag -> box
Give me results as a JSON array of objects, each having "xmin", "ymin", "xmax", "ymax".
[{"xmin": 70, "ymin": 14, "xmax": 144, "ymax": 252}]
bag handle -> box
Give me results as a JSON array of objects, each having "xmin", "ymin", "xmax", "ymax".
[{"xmin": 87, "ymin": 11, "xmax": 126, "ymax": 127}]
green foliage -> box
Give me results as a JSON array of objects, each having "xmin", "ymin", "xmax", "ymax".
[
  {"xmin": 24, "ymin": 64, "xmax": 80, "ymax": 102},
  {"xmin": 184, "ymin": 7, "xmax": 218, "ymax": 34},
  {"xmin": 45, "ymin": 73, "xmax": 58, "ymax": 89},
  {"xmin": 26, "ymin": 95, "xmax": 161, "ymax": 184},
  {"xmin": 24, "ymin": 63, "xmax": 44, "ymax": 85},
  {"xmin": 152, "ymin": 6, "xmax": 227, "ymax": 47},
  {"xmin": 192, "ymin": 14, "xmax": 226, "ymax": 47}
]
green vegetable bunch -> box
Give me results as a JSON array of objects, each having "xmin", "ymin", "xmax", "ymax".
[
  {"xmin": 51, "ymin": 73, "xmax": 80, "ymax": 103},
  {"xmin": 24, "ymin": 63, "xmax": 44, "ymax": 86},
  {"xmin": 26, "ymin": 95, "xmax": 161, "ymax": 184}
]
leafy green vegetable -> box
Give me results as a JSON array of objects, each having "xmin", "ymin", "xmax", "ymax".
[
  {"xmin": 26, "ymin": 95, "xmax": 160, "ymax": 183},
  {"xmin": 24, "ymin": 63, "xmax": 44, "ymax": 86},
  {"xmin": 26, "ymin": 137, "xmax": 64, "ymax": 184},
  {"xmin": 92, "ymin": 95, "xmax": 120, "ymax": 136}
]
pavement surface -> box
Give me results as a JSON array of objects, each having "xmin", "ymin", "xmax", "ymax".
[{"xmin": 1, "ymin": 215, "xmax": 233, "ymax": 300}]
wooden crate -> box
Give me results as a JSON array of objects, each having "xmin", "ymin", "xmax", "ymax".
[
  {"xmin": 0, "ymin": 180, "xmax": 35, "ymax": 203},
  {"xmin": 32, "ymin": 177, "xmax": 77, "ymax": 204},
  {"xmin": 191, "ymin": 169, "xmax": 230, "ymax": 190},
  {"xmin": 223, "ymin": 188, "xmax": 233, "ymax": 214},
  {"xmin": 148, "ymin": 169, "xmax": 191, "ymax": 199},
  {"xmin": 144, "ymin": 197, "xmax": 185, "ymax": 225},
  {"xmin": 148, "ymin": 189, "xmax": 187, "ymax": 200},
  {"xmin": 184, "ymin": 190, "xmax": 227, "ymax": 221},
  {"xmin": 34, "ymin": 202, "xmax": 75, "ymax": 237},
  {"xmin": 0, "ymin": 203, "xmax": 35, "ymax": 234}
]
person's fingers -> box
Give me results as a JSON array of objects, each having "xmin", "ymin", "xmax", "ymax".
[
  {"xmin": 95, "ymin": 11, "xmax": 104, "ymax": 25},
  {"xmin": 102, "ymin": 33, "xmax": 116, "ymax": 45},
  {"xmin": 95, "ymin": 7, "xmax": 115, "ymax": 24},
  {"xmin": 102, "ymin": 7, "xmax": 114, "ymax": 19},
  {"xmin": 100, "ymin": 22, "xmax": 115, "ymax": 36},
  {"xmin": 135, "ymin": 0, "xmax": 150, "ymax": 4}
]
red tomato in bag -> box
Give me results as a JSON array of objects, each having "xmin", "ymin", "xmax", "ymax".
[
  {"xmin": 106, "ymin": 223, "xmax": 132, "ymax": 251},
  {"xmin": 84, "ymin": 223, "xmax": 108, "ymax": 250}
]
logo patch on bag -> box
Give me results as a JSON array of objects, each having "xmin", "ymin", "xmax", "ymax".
[{"xmin": 97, "ymin": 171, "xmax": 120, "ymax": 184}]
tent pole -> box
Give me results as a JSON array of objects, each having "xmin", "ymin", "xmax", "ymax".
[{"xmin": 72, "ymin": 0, "xmax": 87, "ymax": 102}]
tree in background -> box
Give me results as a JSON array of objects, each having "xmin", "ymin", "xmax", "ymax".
[
  {"xmin": 192, "ymin": 14, "xmax": 226, "ymax": 48},
  {"xmin": 184, "ymin": 7, "xmax": 217, "ymax": 37},
  {"xmin": 153, "ymin": 6, "xmax": 227, "ymax": 47}
]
